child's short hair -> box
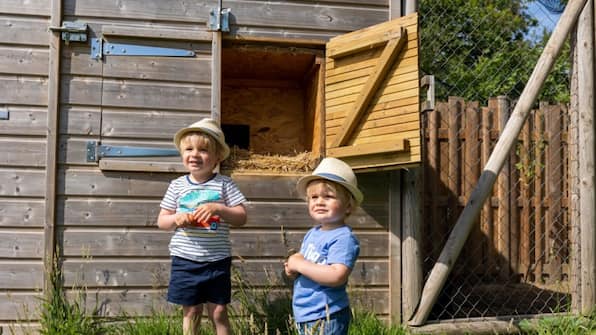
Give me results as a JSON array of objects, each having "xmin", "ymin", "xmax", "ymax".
[
  {"xmin": 305, "ymin": 179, "xmax": 357, "ymax": 216},
  {"xmin": 179, "ymin": 132, "xmax": 225, "ymax": 161}
]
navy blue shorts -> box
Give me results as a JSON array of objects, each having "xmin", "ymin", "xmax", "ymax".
[{"xmin": 167, "ymin": 256, "xmax": 232, "ymax": 306}]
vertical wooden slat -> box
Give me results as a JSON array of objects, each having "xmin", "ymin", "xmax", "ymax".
[
  {"xmin": 546, "ymin": 104, "xmax": 563, "ymax": 282},
  {"xmin": 447, "ymin": 97, "xmax": 461, "ymax": 232},
  {"xmin": 429, "ymin": 107, "xmax": 441, "ymax": 263},
  {"xmin": 481, "ymin": 106, "xmax": 495, "ymax": 274},
  {"xmin": 496, "ymin": 96, "xmax": 511, "ymax": 280},
  {"xmin": 520, "ymin": 110, "xmax": 532, "ymax": 278},
  {"xmin": 534, "ymin": 106, "xmax": 545, "ymax": 281},
  {"xmin": 44, "ymin": 0, "xmax": 62, "ymax": 292},
  {"xmin": 510, "ymin": 115, "xmax": 521, "ymax": 276},
  {"xmin": 465, "ymin": 102, "xmax": 481, "ymax": 271}
]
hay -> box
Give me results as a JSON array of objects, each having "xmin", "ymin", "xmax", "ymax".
[{"xmin": 222, "ymin": 148, "xmax": 318, "ymax": 174}]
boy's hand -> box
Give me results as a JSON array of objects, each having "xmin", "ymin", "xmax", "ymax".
[
  {"xmin": 191, "ymin": 203, "xmax": 220, "ymax": 224},
  {"xmin": 174, "ymin": 212, "xmax": 193, "ymax": 227},
  {"xmin": 284, "ymin": 261, "xmax": 299, "ymax": 279},
  {"xmin": 286, "ymin": 253, "xmax": 305, "ymax": 274}
]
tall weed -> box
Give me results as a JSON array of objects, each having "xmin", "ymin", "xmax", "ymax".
[{"xmin": 37, "ymin": 255, "xmax": 108, "ymax": 335}]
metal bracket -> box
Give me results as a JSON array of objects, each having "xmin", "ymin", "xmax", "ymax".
[
  {"xmin": 91, "ymin": 38, "xmax": 196, "ymax": 60},
  {"xmin": 86, "ymin": 141, "xmax": 179, "ymax": 162},
  {"xmin": 421, "ymin": 75, "xmax": 435, "ymax": 112},
  {"xmin": 49, "ymin": 21, "xmax": 88, "ymax": 45},
  {"xmin": 208, "ymin": 7, "xmax": 231, "ymax": 32}
]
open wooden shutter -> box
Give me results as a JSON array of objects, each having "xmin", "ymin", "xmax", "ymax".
[{"xmin": 325, "ymin": 13, "xmax": 420, "ymax": 171}]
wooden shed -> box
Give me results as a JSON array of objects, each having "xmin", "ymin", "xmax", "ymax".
[{"xmin": 0, "ymin": 0, "xmax": 422, "ymax": 332}]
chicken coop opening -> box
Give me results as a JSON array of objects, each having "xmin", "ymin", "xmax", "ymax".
[{"xmin": 220, "ymin": 43, "xmax": 325, "ymax": 174}]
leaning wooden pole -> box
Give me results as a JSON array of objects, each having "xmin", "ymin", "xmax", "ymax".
[
  {"xmin": 408, "ymin": 0, "xmax": 589, "ymax": 326},
  {"xmin": 578, "ymin": 0, "xmax": 595, "ymax": 316}
]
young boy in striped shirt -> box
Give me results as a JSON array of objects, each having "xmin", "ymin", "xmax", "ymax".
[{"xmin": 157, "ymin": 118, "xmax": 247, "ymax": 335}]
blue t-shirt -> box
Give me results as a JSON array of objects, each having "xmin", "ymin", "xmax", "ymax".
[{"xmin": 292, "ymin": 225, "xmax": 360, "ymax": 323}]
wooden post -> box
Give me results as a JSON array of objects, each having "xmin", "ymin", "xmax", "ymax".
[
  {"xmin": 402, "ymin": 168, "xmax": 422, "ymax": 320},
  {"xmin": 44, "ymin": 0, "xmax": 62, "ymax": 293},
  {"xmin": 408, "ymin": 0, "xmax": 588, "ymax": 326},
  {"xmin": 389, "ymin": 170, "xmax": 402, "ymax": 323},
  {"xmin": 211, "ymin": 0, "xmax": 223, "ymax": 123},
  {"xmin": 569, "ymin": 18, "xmax": 581, "ymax": 312},
  {"xmin": 405, "ymin": 0, "xmax": 418, "ymax": 15},
  {"xmin": 388, "ymin": 0, "xmax": 423, "ymax": 324},
  {"xmin": 389, "ymin": 0, "xmax": 402, "ymax": 20},
  {"xmin": 578, "ymin": 0, "xmax": 595, "ymax": 315},
  {"xmin": 212, "ymin": 31, "xmax": 222, "ymax": 122}
]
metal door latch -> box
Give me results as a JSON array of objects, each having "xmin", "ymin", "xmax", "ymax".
[
  {"xmin": 86, "ymin": 141, "xmax": 179, "ymax": 162},
  {"xmin": 91, "ymin": 38, "xmax": 196, "ymax": 60},
  {"xmin": 49, "ymin": 21, "xmax": 88, "ymax": 44}
]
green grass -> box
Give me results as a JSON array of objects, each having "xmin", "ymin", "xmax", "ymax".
[
  {"xmin": 15, "ymin": 256, "xmax": 596, "ymax": 335},
  {"xmin": 520, "ymin": 311, "xmax": 596, "ymax": 335}
]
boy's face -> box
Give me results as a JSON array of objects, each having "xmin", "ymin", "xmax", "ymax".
[
  {"xmin": 180, "ymin": 133, "xmax": 220, "ymax": 181},
  {"xmin": 306, "ymin": 181, "xmax": 352, "ymax": 227}
]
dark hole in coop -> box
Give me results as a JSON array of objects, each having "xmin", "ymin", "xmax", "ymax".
[{"xmin": 222, "ymin": 124, "xmax": 250, "ymax": 150}]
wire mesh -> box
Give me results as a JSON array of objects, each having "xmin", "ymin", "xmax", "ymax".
[{"xmin": 419, "ymin": 0, "xmax": 574, "ymax": 321}]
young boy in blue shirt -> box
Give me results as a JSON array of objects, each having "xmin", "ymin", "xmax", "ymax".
[
  {"xmin": 157, "ymin": 118, "xmax": 247, "ymax": 335},
  {"xmin": 284, "ymin": 157, "xmax": 362, "ymax": 335}
]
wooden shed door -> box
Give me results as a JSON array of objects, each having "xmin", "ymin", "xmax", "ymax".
[{"xmin": 325, "ymin": 13, "xmax": 420, "ymax": 171}]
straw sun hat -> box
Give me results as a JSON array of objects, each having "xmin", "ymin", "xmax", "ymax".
[
  {"xmin": 296, "ymin": 157, "xmax": 364, "ymax": 205},
  {"xmin": 173, "ymin": 118, "xmax": 230, "ymax": 160}
]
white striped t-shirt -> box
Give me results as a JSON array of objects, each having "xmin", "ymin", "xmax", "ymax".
[{"xmin": 160, "ymin": 173, "xmax": 246, "ymax": 262}]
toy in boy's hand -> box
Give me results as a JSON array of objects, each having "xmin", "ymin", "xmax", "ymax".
[{"xmin": 191, "ymin": 214, "xmax": 220, "ymax": 230}]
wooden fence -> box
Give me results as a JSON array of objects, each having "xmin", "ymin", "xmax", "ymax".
[{"xmin": 422, "ymin": 97, "xmax": 570, "ymax": 287}]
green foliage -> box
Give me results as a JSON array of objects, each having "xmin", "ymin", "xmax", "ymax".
[
  {"xmin": 37, "ymin": 256, "xmax": 108, "ymax": 335},
  {"xmin": 109, "ymin": 309, "xmax": 183, "ymax": 335},
  {"xmin": 229, "ymin": 266, "xmax": 296, "ymax": 334},
  {"xmin": 519, "ymin": 310, "xmax": 596, "ymax": 334},
  {"xmin": 348, "ymin": 310, "xmax": 408, "ymax": 335},
  {"xmin": 419, "ymin": 0, "xmax": 570, "ymax": 103}
]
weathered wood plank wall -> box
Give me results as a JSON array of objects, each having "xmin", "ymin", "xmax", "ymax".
[
  {"xmin": 0, "ymin": 0, "xmax": 392, "ymax": 331},
  {"xmin": 0, "ymin": 1, "xmax": 50, "ymax": 331}
]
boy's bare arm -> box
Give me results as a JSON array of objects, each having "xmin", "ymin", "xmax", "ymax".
[
  {"xmin": 193, "ymin": 203, "xmax": 247, "ymax": 227},
  {"xmin": 286, "ymin": 253, "xmax": 351, "ymax": 287},
  {"xmin": 157, "ymin": 208, "xmax": 191, "ymax": 230}
]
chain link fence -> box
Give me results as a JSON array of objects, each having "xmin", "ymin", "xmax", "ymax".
[{"xmin": 418, "ymin": 0, "xmax": 575, "ymax": 321}]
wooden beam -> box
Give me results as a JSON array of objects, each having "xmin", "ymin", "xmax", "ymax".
[
  {"xmin": 327, "ymin": 138, "xmax": 409, "ymax": 158},
  {"xmin": 408, "ymin": 0, "xmax": 589, "ymax": 326},
  {"xmin": 578, "ymin": 0, "xmax": 595, "ymax": 316},
  {"xmin": 44, "ymin": 0, "xmax": 62, "ymax": 292},
  {"xmin": 327, "ymin": 28, "xmax": 403, "ymax": 59},
  {"xmin": 330, "ymin": 29, "xmax": 406, "ymax": 148},
  {"xmin": 102, "ymin": 25, "xmax": 212, "ymax": 41}
]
